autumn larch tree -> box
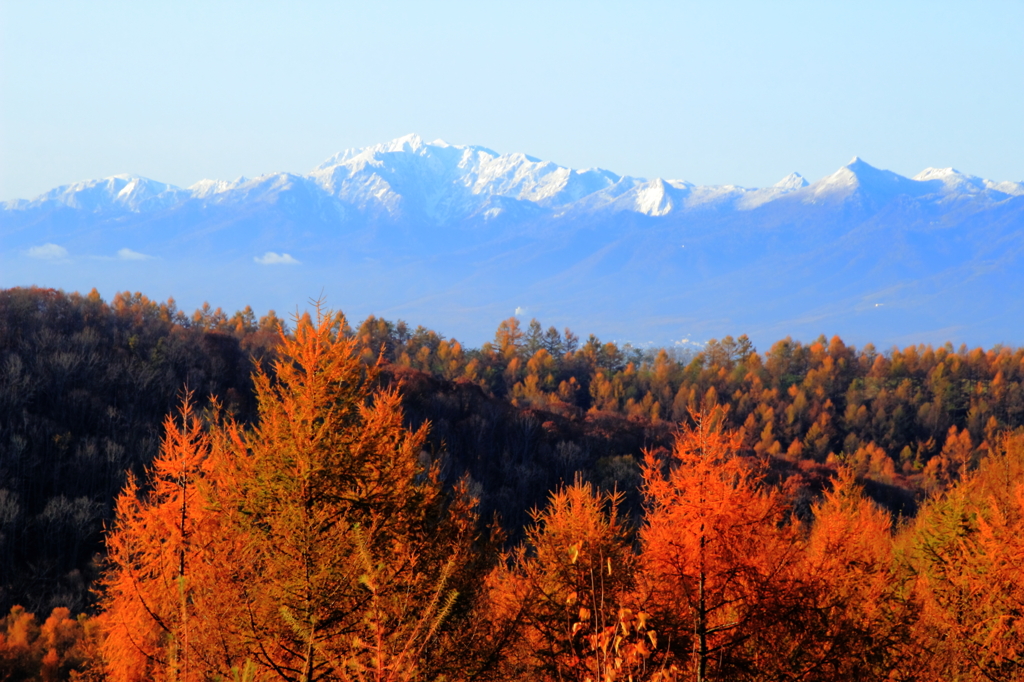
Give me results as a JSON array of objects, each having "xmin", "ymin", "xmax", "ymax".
[
  {"xmin": 638, "ymin": 408, "xmax": 803, "ymax": 682},
  {"xmin": 215, "ymin": 308, "xmax": 479, "ymax": 682},
  {"xmin": 795, "ymin": 467, "xmax": 919, "ymax": 681},
  {"xmin": 101, "ymin": 306, "xmax": 481, "ymax": 682},
  {"xmin": 100, "ymin": 397, "xmax": 236, "ymax": 681},
  {"xmin": 485, "ymin": 480, "xmax": 671, "ymax": 682},
  {"xmin": 904, "ymin": 431, "xmax": 1024, "ymax": 681}
]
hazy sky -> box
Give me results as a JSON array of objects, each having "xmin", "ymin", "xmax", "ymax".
[{"xmin": 2, "ymin": 1, "xmax": 1022, "ymax": 201}]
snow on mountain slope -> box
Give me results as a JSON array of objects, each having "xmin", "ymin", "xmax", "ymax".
[
  {"xmin": 795, "ymin": 158, "xmax": 1024, "ymax": 209},
  {"xmin": 561, "ymin": 172, "xmax": 811, "ymax": 216},
  {"xmin": 6, "ymin": 174, "xmax": 187, "ymax": 212},
  {"xmin": 5, "ymin": 137, "xmax": 1021, "ymax": 224},
  {"xmin": 568, "ymin": 177, "xmax": 690, "ymax": 217},
  {"xmin": 799, "ymin": 156, "xmax": 928, "ymax": 206},
  {"xmin": 307, "ymin": 135, "xmax": 624, "ymax": 222},
  {"xmin": 736, "ymin": 173, "xmax": 809, "ymax": 209},
  {"xmin": 188, "ymin": 178, "xmax": 243, "ymax": 199},
  {"xmin": 913, "ymin": 167, "xmax": 1024, "ymax": 199}
]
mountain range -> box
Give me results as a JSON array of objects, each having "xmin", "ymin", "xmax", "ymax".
[{"xmin": 3, "ymin": 134, "xmax": 1024, "ymax": 349}]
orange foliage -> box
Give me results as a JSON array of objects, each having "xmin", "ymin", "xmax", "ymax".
[
  {"xmin": 100, "ymin": 306, "xmax": 480, "ymax": 682},
  {"xmin": 0, "ymin": 605, "xmax": 102, "ymax": 681},
  {"xmin": 216, "ymin": 307, "xmax": 476, "ymax": 681},
  {"xmin": 100, "ymin": 397, "xmax": 237, "ymax": 681},
  {"xmin": 905, "ymin": 432, "xmax": 1024, "ymax": 681},
  {"xmin": 485, "ymin": 481, "xmax": 672, "ymax": 682},
  {"xmin": 90, "ymin": 304, "xmax": 1024, "ymax": 681},
  {"xmin": 796, "ymin": 468, "xmax": 918, "ymax": 680},
  {"xmin": 638, "ymin": 409, "xmax": 802, "ymax": 681}
]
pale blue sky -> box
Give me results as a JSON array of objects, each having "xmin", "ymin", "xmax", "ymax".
[{"xmin": 2, "ymin": 1, "xmax": 1022, "ymax": 201}]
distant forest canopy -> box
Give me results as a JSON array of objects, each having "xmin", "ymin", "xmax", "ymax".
[{"xmin": 2, "ymin": 284, "xmax": 1023, "ymax": 619}]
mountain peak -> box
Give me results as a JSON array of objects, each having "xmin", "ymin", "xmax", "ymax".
[
  {"xmin": 843, "ymin": 156, "xmax": 882, "ymax": 173},
  {"xmin": 913, "ymin": 167, "xmax": 962, "ymax": 181},
  {"xmin": 910, "ymin": 167, "xmax": 1024, "ymax": 197},
  {"xmin": 774, "ymin": 172, "xmax": 808, "ymax": 190},
  {"xmin": 804, "ymin": 157, "xmax": 916, "ymax": 202},
  {"xmin": 381, "ymin": 133, "xmax": 425, "ymax": 153},
  {"xmin": 315, "ymin": 134, "xmax": 433, "ymax": 170}
]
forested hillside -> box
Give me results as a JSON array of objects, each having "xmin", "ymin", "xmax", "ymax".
[
  {"xmin": 0, "ymin": 288, "xmax": 283, "ymax": 613},
  {"xmin": 3, "ymin": 286, "xmax": 1024, "ymax": 680}
]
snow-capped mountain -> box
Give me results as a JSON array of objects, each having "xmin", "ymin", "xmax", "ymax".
[
  {"xmin": 307, "ymin": 134, "xmax": 627, "ymax": 220},
  {"xmin": 7, "ymin": 135, "xmax": 1020, "ymax": 223},
  {"xmin": 5, "ymin": 174, "xmax": 189, "ymax": 213},
  {"xmin": 3, "ymin": 136, "xmax": 1024, "ymax": 349}
]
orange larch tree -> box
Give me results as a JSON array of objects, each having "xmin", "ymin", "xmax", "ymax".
[
  {"xmin": 637, "ymin": 408, "xmax": 803, "ymax": 682},
  {"xmin": 215, "ymin": 309, "xmax": 478, "ymax": 681},
  {"xmin": 484, "ymin": 480, "xmax": 670, "ymax": 682},
  {"xmin": 0, "ymin": 605, "xmax": 103, "ymax": 681},
  {"xmin": 100, "ymin": 397, "xmax": 238, "ymax": 681},
  {"xmin": 905, "ymin": 431, "xmax": 1024, "ymax": 681},
  {"xmin": 101, "ymin": 306, "xmax": 482, "ymax": 682},
  {"xmin": 795, "ymin": 467, "xmax": 919, "ymax": 681}
]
